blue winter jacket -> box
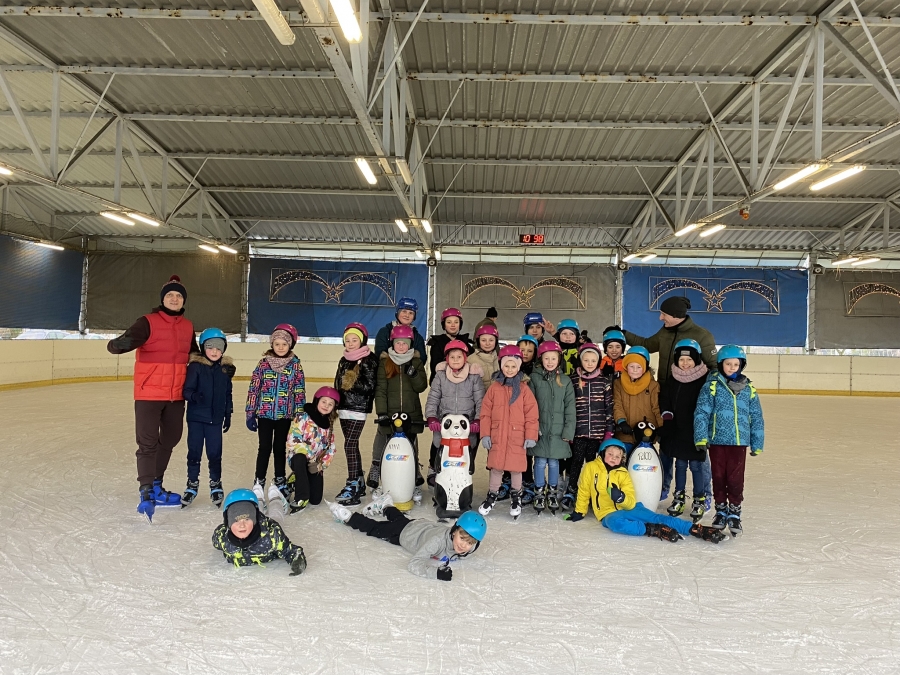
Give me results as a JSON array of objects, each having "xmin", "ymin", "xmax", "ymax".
[
  {"xmin": 183, "ymin": 354, "xmax": 235, "ymax": 424},
  {"xmin": 693, "ymin": 373, "xmax": 764, "ymax": 453}
]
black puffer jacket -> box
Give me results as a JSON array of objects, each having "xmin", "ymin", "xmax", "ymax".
[
  {"xmin": 658, "ymin": 367, "xmax": 708, "ymax": 461},
  {"xmin": 427, "ymin": 332, "xmax": 474, "ymax": 384},
  {"xmin": 334, "ymin": 352, "xmax": 379, "ymax": 414}
]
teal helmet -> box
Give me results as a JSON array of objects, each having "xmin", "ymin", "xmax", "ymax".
[
  {"xmin": 717, "ymin": 344, "xmax": 746, "ymax": 374},
  {"xmin": 602, "ymin": 329, "xmax": 626, "ymax": 349},
  {"xmin": 556, "ymin": 319, "xmax": 579, "ymax": 333},
  {"xmin": 222, "ymin": 488, "xmax": 258, "ymax": 511},
  {"xmin": 516, "ymin": 334, "xmax": 539, "ymax": 350},
  {"xmin": 455, "ymin": 511, "xmax": 487, "ymax": 541},
  {"xmin": 625, "ymin": 345, "xmax": 651, "ymax": 367},
  {"xmin": 199, "ymin": 327, "xmax": 227, "ymax": 351},
  {"xmin": 673, "ymin": 338, "xmax": 701, "ymax": 365}
]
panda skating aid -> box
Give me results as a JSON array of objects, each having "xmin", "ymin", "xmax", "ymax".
[{"xmin": 434, "ymin": 414, "xmax": 474, "ymax": 519}]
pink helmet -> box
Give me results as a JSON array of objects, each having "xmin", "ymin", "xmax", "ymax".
[
  {"xmin": 390, "ymin": 324, "xmax": 414, "ymax": 342},
  {"xmin": 314, "ymin": 386, "xmax": 341, "ymax": 404},
  {"xmin": 444, "ymin": 339, "xmax": 469, "ymax": 355},
  {"xmin": 272, "ymin": 323, "xmax": 298, "ymax": 348},
  {"xmin": 441, "ymin": 307, "xmax": 463, "ymax": 328},
  {"xmin": 578, "ymin": 342, "xmax": 602, "ymax": 357},
  {"xmin": 475, "ymin": 324, "xmax": 499, "ymax": 339},
  {"xmin": 537, "ymin": 340, "xmax": 562, "ymax": 357},
  {"xmin": 498, "ymin": 344, "xmax": 523, "ymax": 361},
  {"xmin": 343, "ymin": 322, "xmax": 368, "ymax": 345}
]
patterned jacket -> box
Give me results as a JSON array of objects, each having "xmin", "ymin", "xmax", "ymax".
[
  {"xmin": 694, "ymin": 373, "xmax": 765, "ymax": 452},
  {"xmin": 286, "ymin": 411, "xmax": 336, "ymax": 468},
  {"xmin": 245, "ymin": 354, "xmax": 305, "ymax": 421},
  {"xmin": 212, "ymin": 516, "xmax": 304, "ymax": 569},
  {"xmin": 572, "ymin": 369, "xmax": 615, "ymax": 439}
]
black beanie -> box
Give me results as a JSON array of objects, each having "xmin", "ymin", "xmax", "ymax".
[
  {"xmin": 660, "ymin": 295, "xmax": 690, "ymax": 319},
  {"xmin": 486, "ymin": 306, "xmax": 498, "ymax": 319},
  {"xmin": 160, "ymin": 275, "xmax": 187, "ymax": 304}
]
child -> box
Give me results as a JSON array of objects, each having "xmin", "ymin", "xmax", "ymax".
[
  {"xmin": 694, "ymin": 345, "xmax": 765, "ymax": 537},
  {"xmin": 329, "ymin": 498, "xmax": 487, "ymax": 581},
  {"xmin": 333, "ymin": 322, "xmax": 378, "ymax": 505},
  {"xmin": 499, "ymin": 334, "xmax": 539, "ymax": 501},
  {"xmin": 528, "ymin": 340, "xmax": 576, "ymax": 514},
  {"xmin": 477, "ymin": 345, "xmax": 539, "ymax": 519},
  {"xmin": 284, "ymin": 387, "xmax": 340, "ymax": 513},
  {"xmin": 659, "ymin": 339, "xmax": 711, "ymax": 521},
  {"xmin": 600, "ymin": 326, "xmax": 626, "ymax": 378},
  {"xmin": 425, "ymin": 340, "xmax": 485, "ymax": 483},
  {"xmin": 523, "ymin": 312, "xmax": 550, "ymax": 344},
  {"xmin": 182, "ymin": 327, "xmax": 235, "ymax": 507},
  {"xmin": 563, "ymin": 342, "xmax": 615, "ymax": 510},
  {"xmin": 212, "ymin": 489, "xmax": 307, "ymax": 574},
  {"xmin": 427, "ymin": 307, "xmax": 473, "ymax": 384},
  {"xmin": 369, "ymin": 325, "xmax": 428, "ymax": 499},
  {"xmin": 374, "ymin": 297, "xmax": 427, "ymax": 372},
  {"xmin": 516, "ymin": 334, "xmax": 539, "ymax": 377},
  {"xmin": 468, "ymin": 324, "xmax": 500, "ymax": 390},
  {"xmin": 612, "ymin": 346, "xmax": 663, "ymax": 450},
  {"xmin": 565, "ymin": 440, "xmax": 725, "ymax": 543},
  {"xmin": 246, "ymin": 324, "xmax": 305, "ymax": 505},
  {"xmin": 554, "ymin": 318, "xmax": 583, "ymax": 376}
]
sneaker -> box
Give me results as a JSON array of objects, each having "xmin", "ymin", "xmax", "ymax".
[
  {"xmin": 363, "ymin": 492, "xmax": 394, "ymax": 518},
  {"xmin": 327, "ymin": 500, "xmax": 352, "ymax": 523},
  {"xmin": 151, "ymin": 479, "xmax": 182, "ymax": 507},
  {"xmin": 413, "ymin": 486, "xmax": 423, "ymax": 505},
  {"xmin": 366, "ymin": 462, "xmax": 381, "ymax": 490}
]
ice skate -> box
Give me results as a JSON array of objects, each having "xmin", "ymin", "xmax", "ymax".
[
  {"xmin": 151, "ymin": 479, "xmax": 182, "ymax": 507},
  {"xmin": 644, "ymin": 523, "xmax": 684, "ymax": 542},
  {"xmin": 209, "ymin": 480, "xmax": 224, "ymax": 508},
  {"xmin": 252, "ymin": 479, "xmax": 267, "ymax": 514},
  {"xmin": 546, "ymin": 485, "xmax": 559, "ymax": 515},
  {"xmin": 366, "ymin": 462, "xmax": 381, "ymax": 490},
  {"xmin": 137, "ymin": 485, "xmax": 155, "ymax": 523},
  {"xmin": 335, "ymin": 477, "xmax": 365, "ymax": 506},
  {"xmin": 426, "ymin": 466, "xmax": 436, "ymax": 488},
  {"xmin": 266, "ymin": 483, "xmax": 287, "ymax": 524},
  {"xmin": 690, "ymin": 523, "xmax": 727, "ymax": 544},
  {"xmin": 327, "ymin": 500, "xmax": 352, "ymax": 523},
  {"xmin": 560, "ymin": 486, "xmax": 576, "ymax": 511},
  {"xmin": 181, "ymin": 480, "xmax": 199, "ymax": 508},
  {"xmin": 727, "ymin": 504, "xmax": 743, "ymax": 537},
  {"xmin": 478, "ymin": 491, "xmax": 498, "ymax": 516},
  {"xmin": 689, "ymin": 495, "xmax": 706, "ymax": 523},
  {"xmin": 521, "ymin": 482, "xmax": 536, "ymax": 506},
  {"xmin": 667, "ymin": 490, "xmax": 686, "ymax": 517},
  {"xmin": 711, "ymin": 503, "xmax": 728, "ymax": 530},
  {"xmin": 533, "ymin": 485, "xmax": 546, "ymax": 515},
  {"xmin": 660, "ymin": 487, "xmax": 670, "ymax": 502},
  {"xmin": 496, "ymin": 477, "xmax": 511, "ymax": 502},
  {"xmin": 412, "ymin": 486, "xmax": 423, "ymax": 506},
  {"xmin": 509, "ymin": 489, "xmax": 522, "ymax": 520},
  {"xmin": 363, "ymin": 492, "xmax": 394, "ymax": 518}
]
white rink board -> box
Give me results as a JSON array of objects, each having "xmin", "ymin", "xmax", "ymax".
[{"xmin": 1, "ymin": 382, "xmax": 898, "ymax": 674}]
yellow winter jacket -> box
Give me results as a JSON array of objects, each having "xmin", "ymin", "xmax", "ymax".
[{"xmin": 574, "ymin": 458, "xmax": 637, "ymax": 521}]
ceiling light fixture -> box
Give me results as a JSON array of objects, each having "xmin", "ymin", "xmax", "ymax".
[
  {"xmin": 127, "ymin": 212, "xmax": 160, "ymax": 227},
  {"xmin": 198, "ymin": 244, "xmax": 220, "ymax": 253},
  {"xmin": 641, "ymin": 253, "xmax": 658, "ymax": 262},
  {"xmin": 354, "ymin": 157, "xmax": 377, "ymax": 185},
  {"xmin": 699, "ymin": 223, "xmax": 727, "ymax": 237},
  {"xmin": 674, "ymin": 223, "xmax": 699, "ymax": 236},
  {"xmin": 622, "ymin": 253, "xmax": 639, "ymax": 262},
  {"xmin": 831, "ymin": 256, "xmax": 858, "ymax": 266},
  {"xmin": 421, "ymin": 219, "xmax": 432, "ymax": 233},
  {"xmin": 851, "ymin": 257, "xmax": 881, "ymax": 266},
  {"xmin": 100, "ymin": 211, "xmax": 135, "ymax": 226},
  {"xmin": 396, "ymin": 158, "xmax": 414, "ymax": 186},
  {"xmin": 415, "ymin": 249, "xmax": 424, "ymax": 258},
  {"xmin": 772, "ymin": 163, "xmax": 827, "ymax": 191},
  {"xmin": 35, "ymin": 241, "xmax": 64, "ymax": 251},
  {"xmin": 217, "ymin": 244, "xmax": 238, "ymax": 254},
  {"xmin": 809, "ymin": 165, "xmax": 866, "ymax": 191},
  {"xmin": 434, "ymin": 249, "xmax": 442, "ymax": 260},
  {"xmin": 328, "ymin": 0, "xmax": 362, "ymax": 42},
  {"xmin": 0, "ymin": 165, "xmax": 12, "ymax": 176},
  {"xmin": 394, "ymin": 219, "xmax": 408, "ymax": 233},
  {"xmin": 251, "ymin": 0, "xmax": 296, "ymax": 45}
]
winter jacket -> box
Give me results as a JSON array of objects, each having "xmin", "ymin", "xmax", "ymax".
[
  {"xmin": 108, "ymin": 307, "xmax": 198, "ymax": 401},
  {"xmin": 183, "ymin": 354, "xmax": 235, "ymax": 425},
  {"xmin": 658, "ymin": 367, "xmax": 708, "ymax": 461},
  {"xmin": 374, "ymin": 322, "xmax": 428, "ymax": 371},
  {"xmin": 212, "ymin": 516, "xmax": 304, "ymax": 569},
  {"xmin": 528, "ymin": 366, "xmax": 576, "ymax": 459},
  {"xmin": 286, "ymin": 410, "xmax": 337, "ymax": 468},
  {"xmin": 374, "ymin": 352, "xmax": 428, "ymax": 435},
  {"xmin": 424, "ymin": 362, "xmax": 485, "ymax": 420},
  {"xmin": 560, "ymin": 345, "xmax": 580, "ymax": 376},
  {"xmin": 468, "ymin": 350, "xmax": 499, "ymax": 390},
  {"xmin": 694, "ymin": 373, "xmax": 765, "ymax": 453},
  {"xmin": 624, "ymin": 316, "xmax": 717, "ymax": 385},
  {"xmin": 480, "ymin": 377, "xmax": 539, "ymax": 473},
  {"xmin": 572, "ymin": 370, "xmax": 615, "ymax": 439},
  {"xmin": 573, "ymin": 458, "xmax": 637, "ymax": 521},
  {"xmin": 612, "ymin": 376, "xmax": 663, "ymax": 446},
  {"xmin": 245, "ymin": 354, "xmax": 305, "ymax": 421},
  {"xmin": 399, "ymin": 519, "xmax": 472, "ymax": 580},
  {"xmin": 427, "ymin": 332, "xmax": 474, "ymax": 384},
  {"xmin": 334, "ymin": 352, "xmax": 378, "ymax": 414}
]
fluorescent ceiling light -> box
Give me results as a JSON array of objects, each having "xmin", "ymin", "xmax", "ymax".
[
  {"xmin": 414, "ymin": 249, "xmax": 424, "ymax": 258},
  {"xmin": 396, "ymin": 158, "xmax": 414, "ymax": 186},
  {"xmin": 435, "ymin": 249, "xmax": 442, "ymax": 260},
  {"xmin": 395, "ymin": 219, "xmax": 408, "ymax": 233},
  {"xmin": 641, "ymin": 253, "xmax": 657, "ymax": 262},
  {"xmin": 674, "ymin": 223, "xmax": 699, "ymax": 236},
  {"xmin": 100, "ymin": 211, "xmax": 135, "ymax": 226},
  {"xmin": 354, "ymin": 157, "xmax": 377, "ymax": 185},
  {"xmin": 421, "ymin": 219, "xmax": 432, "ymax": 233},
  {"xmin": 251, "ymin": 0, "xmax": 296, "ymax": 45},
  {"xmin": 127, "ymin": 212, "xmax": 160, "ymax": 227},
  {"xmin": 772, "ymin": 163, "xmax": 826, "ymax": 191},
  {"xmin": 35, "ymin": 241, "xmax": 64, "ymax": 251},
  {"xmin": 809, "ymin": 165, "xmax": 866, "ymax": 191},
  {"xmin": 328, "ymin": 0, "xmax": 362, "ymax": 42},
  {"xmin": 217, "ymin": 244, "xmax": 238, "ymax": 254},
  {"xmin": 851, "ymin": 257, "xmax": 881, "ymax": 266},
  {"xmin": 198, "ymin": 244, "xmax": 220, "ymax": 253},
  {"xmin": 831, "ymin": 256, "xmax": 858, "ymax": 266},
  {"xmin": 0, "ymin": 165, "xmax": 12, "ymax": 176},
  {"xmin": 622, "ymin": 253, "xmax": 639, "ymax": 262},
  {"xmin": 699, "ymin": 223, "xmax": 727, "ymax": 237}
]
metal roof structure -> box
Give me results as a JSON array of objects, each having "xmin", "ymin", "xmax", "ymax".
[{"xmin": 0, "ymin": 1, "xmax": 899, "ymax": 265}]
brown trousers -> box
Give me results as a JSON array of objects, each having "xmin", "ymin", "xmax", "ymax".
[{"xmin": 135, "ymin": 400, "xmax": 185, "ymax": 486}]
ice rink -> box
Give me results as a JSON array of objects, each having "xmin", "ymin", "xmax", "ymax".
[{"xmin": 2, "ymin": 381, "xmax": 899, "ymax": 674}]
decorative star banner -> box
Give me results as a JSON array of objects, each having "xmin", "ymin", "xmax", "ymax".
[
  {"xmin": 461, "ymin": 275, "xmax": 586, "ymax": 309},
  {"xmin": 649, "ymin": 277, "xmax": 779, "ymax": 314},
  {"xmin": 270, "ymin": 269, "xmax": 396, "ymax": 305},
  {"xmin": 845, "ymin": 282, "xmax": 900, "ymax": 314}
]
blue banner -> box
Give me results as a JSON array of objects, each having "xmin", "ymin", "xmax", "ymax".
[
  {"xmin": 623, "ymin": 266, "xmax": 808, "ymax": 347},
  {"xmin": 248, "ymin": 258, "xmax": 429, "ymax": 338}
]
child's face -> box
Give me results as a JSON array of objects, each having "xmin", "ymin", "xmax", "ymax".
[
  {"xmin": 501, "ymin": 358, "xmax": 520, "ymax": 377},
  {"xmin": 541, "ymin": 352, "xmax": 560, "ymax": 370},
  {"xmin": 205, "ymin": 346, "xmax": 223, "ymax": 362},
  {"xmin": 272, "ymin": 338, "xmax": 290, "ymax": 356},
  {"xmin": 559, "ymin": 329, "xmax": 577, "ymax": 345},
  {"xmin": 446, "ymin": 350, "xmax": 466, "ymax": 370},
  {"xmin": 230, "ymin": 518, "xmax": 254, "ymax": 538},
  {"xmin": 603, "ymin": 447, "xmax": 624, "ymax": 467},
  {"xmin": 393, "ymin": 340, "xmax": 410, "ymax": 354},
  {"xmin": 527, "ymin": 324, "xmax": 544, "ymax": 338},
  {"xmin": 343, "ymin": 333, "xmax": 361, "ymax": 350},
  {"xmin": 580, "ymin": 352, "xmax": 599, "ymax": 372},
  {"xmin": 721, "ymin": 358, "xmax": 741, "ymax": 376},
  {"xmin": 452, "ymin": 529, "xmax": 476, "ymax": 555},
  {"xmin": 605, "ymin": 342, "xmax": 623, "ymax": 360},
  {"xmin": 478, "ymin": 335, "xmax": 496, "ymax": 352},
  {"xmin": 626, "ymin": 361, "xmax": 645, "ymax": 379},
  {"xmin": 163, "ymin": 291, "xmax": 184, "ymax": 312},
  {"xmin": 677, "ymin": 355, "xmax": 696, "ymax": 370},
  {"xmin": 517, "ymin": 341, "xmax": 535, "ymax": 362},
  {"xmin": 397, "ymin": 309, "xmax": 415, "ymax": 325},
  {"xmin": 317, "ymin": 397, "xmax": 336, "ymax": 415},
  {"xmin": 444, "ymin": 317, "xmax": 460, "ymax": 335}
]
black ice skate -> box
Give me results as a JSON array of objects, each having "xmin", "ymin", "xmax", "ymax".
[
  {"xmin": 335, "ymin": 476, "xmax": 365, "ymax": 506},
  {"xmin": 181, "ymin": 480, "xmax": 199, "ymax": 508},
  {"xmin": 690, "ymin": 523, "xmax": 727, "ymax": 544},
  {"xmin": 509, "ymin": 489, "xmax": 522, "ymax": 520},
  {"xmin": 521, "ymin": 482, "xmax": 536, "ymax": 506},
  {"xmin": 546, "ymin": 484, "xmax": 560, "ymax": 515},
  {"xmin": 690, "ymin": 495, "xmax": 706, "ymax": 523},
  {"xmin": 667, "ymin": 490, "xmax": 686, "ymax": 517},
  {"xmin": 533, "ymin": 485, "xmax": 547, "ymax": 515},
  {"xmin": 645, "ymin": 523, "xmax": 684, "ymax": 542},
  {"xmin": 727, "ymin": 503, "xmax": 743, "ymax": 537},
  {"xmin": 711, "ymin": 503, "xmax": 729, "ymax": 530},
  {"xmin": 209, "ymin": 480, "xmax": 224, "ymax": 508},
  {"xmin": 560, "ymin": 486, "xmax": 576, "ymax": 511}
]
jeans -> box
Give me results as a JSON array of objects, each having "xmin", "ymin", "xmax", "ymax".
[
  {"xmin": 702, "ymin": 455, "xmax": 713, "ymax": 498},
  {"xmin": 674, "ymin": 458, "xmax": 706, "ymax": 496},
  {"xmin": 186, "ymin": 420, "xmax": 223, "ymax": 482},
  {"xmin": 658, "ymin": 448, "xmax": 674, "ymax": 492},
  {"xmin": 532, "ymin": 457, "xmax": 559, "ymax": 488},
  {"xmin": 602, "ymin": 503, "xmax": 694, "ymax": 537}
]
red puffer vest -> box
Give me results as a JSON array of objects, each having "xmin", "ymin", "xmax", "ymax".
[{"xmin": 133, "ymin": 311, "xmax": 195, "ymax": 401}]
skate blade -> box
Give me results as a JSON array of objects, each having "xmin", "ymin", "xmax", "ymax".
[{"xmin": 729, "ymin": 530, "xmax": 742, "ymax": 538}]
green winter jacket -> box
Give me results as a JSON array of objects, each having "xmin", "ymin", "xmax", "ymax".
[
  {"xmin": 528, "ymin": 365, "xmax": 576, "ymax": 459},
  {"xmin": 624, "ymin": 316, "xmax": 717, "ymax": 385},
  {"xmin": 374, "ymin": 351, "xmax": 428, "ymax": 435}
]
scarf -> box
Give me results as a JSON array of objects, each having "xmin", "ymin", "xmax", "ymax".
[
  {"xmin": 727, "ymin": 374, "xmax": 749, "ymax": 394},
  {"xmin": 304, "ymin": 402, "xmax": 331, "ymax": 430},
  {"xmin": 494, "ymin": 370, "xmax": 523, "ymax": 405},
  {"xmin": 343, "ymin": 345, "xmax": 371, "ymax": 362},
  {"xmin": 388, "ymin": 348, "xmax": 414, "ymax": 365},
  {"xmin": 621, "ymin": 371, "xmax": 652, "ymax": 396},
  {"xmin": 156, "ymin": 305, "xmax": 185, "ymax": 317},
  {"xmin": 265, "ymin": 350, "xmax": 294, "ymax": 371},
  {"xmin": 445, "ymin": 363, "xmax": 471, "ymax": 384},
  {"xmin": 576, "ymin": 366, "xmax": 602, "ymax": 380},
  {"xmin": 671, "ymin": 362, "xmax": 708, "ymax": 384}
]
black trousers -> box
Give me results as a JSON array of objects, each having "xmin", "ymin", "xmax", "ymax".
[
  {"xmin": 135, "ymin": 400, "xmax": 185, "ymax": 486},
  {"xmin": 569, "ymin": 437, "xmax": 602, "ymax": 493},
  {"xmin": 255, "ymin": 418, "xmax": 291, "ymax": 482},
  {"xmin": 347, "ymin": 506, "xmax": 410, "ymax": 546},
  {"xmin": 289, "ymin": 454, "xmax": 324, "ymax": 504}
]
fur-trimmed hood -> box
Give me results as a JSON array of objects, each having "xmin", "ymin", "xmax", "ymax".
[{"xmin": 190, "ymin": 353, "xmax": 234, "ymax": 367}]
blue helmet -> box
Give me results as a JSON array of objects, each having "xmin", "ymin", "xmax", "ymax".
[
  {"xmin": 396, "ymin": 297, "xmax": 418, "ymax": 315},
  {"xmin": 602, "ymin": 329, "xmax": 626, "ymax": 349},
  {"xmin": 673, "ymin": 338, "xmax": 701, "ymax": 364},
  {"xmin": 717, "ymin": 344, "xmax": 746, "ymax": 365},
  {"xmin": 556, "ymin": 319, "xmax": 579, "ymax": 333},
  {"xmin": 674, "ymin": 338, "xmax": 702, "ymax": 353},
  {"xmin": 599, "ymin": 438, "xmax": 628, "ymax": 462},
  {"xmin": 625, "ymin": 345, "xmax": 651, "ymax": 366},
  {"xmin": 455, "ymin": 511, "xmax": 487, "ymax": 541},
  {"xmin": 199, "ymin": 327, "xmax": 227, "ymax": 351},
  {"xmin": 222, "ymin": 488, "xmax": 258, "ymax": 512},
  {"xmin": 523, "ymin": 312, "xmax": 544, "ymax": 328},
  {"xmin": 516, "ymin": 334, "xmax": 539, "ymax": 349}
]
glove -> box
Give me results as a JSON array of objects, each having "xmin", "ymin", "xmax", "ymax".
[
  {"xmin": 696, "ymin": 442, "xmax": 708, "ymax": 457},
  {"xmin": 661, "ymin": 411, "xmax": 674, "ymax": 422},
  {"xmin": 428, "ymin": 417, "xmax": 441, "ymax": 432},
  {"xmin": 289, "ymin": 550, "xmax": 307, "ymax": 577},
  {"xmin": 375, "ymin": 413, "xmax": 390, "ymax": 425},
  {"xmin": 524, "ymin": 439, "xmax": 536, "ymax": 449},
  {"xmin": 222, "ymin": 363, "xmax": 236, "ymax": 378},
  {"xmin": 223, "ymin": 416, "xmax": 231, "ymax": 434},
  {"xmin": 246, "ymin": 415, "xmax": 258, "ymax": 432},
  {"xmin": 750, "ymin": 449, "xmax": 762, "ymax": 457},
  {"xmin": 470, "ymin": 420, "xmax": 480, "ymax": 435},
  {"xmin": 609, "ymin": 483, "xmax": 625, "ymax": 504},
  {"xmin": 308, "ymin": 459, "xmax": 320, "ymax": 474},
  {"xmin": 436, "ymin": 566, "xmax": 453, "ymax": 582},
  {"xmin": 616, "ymin": 420, "xmax": 633, "ymax": 437},
  {"xmin": 564, "ymin": 512, "xmax": 584, "ymax": 522},
  {"xmin": 405, "ymin": 364, "xmax": 417, "ymax": 378},
  {"xmin": 190, "ymin": 392, "xmax": 205, "ymax": 404},
  {"xmin": 481, "ymin": 437, "xmax": 492, "ymax": 450},
  {"xmin": 603, "ymin": 431, "xmax": 614, "ymax": 441}
]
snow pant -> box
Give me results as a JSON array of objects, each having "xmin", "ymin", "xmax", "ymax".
[
  {"xmin": 709, "ymin": 444, "xmax": 747, "ymax": 506},
  {"xmin": 532, "ymin": 457, "xmax": 559, "ymax": 488},
  {"xmin": 659, "ymin": 448, "xmax": 674, "ymax": 493},
  {"xmin": 602, "ymin": 503, "xmax": 694, "ymax": 537},
  {"xmin": 431, "ymin": 431, "xmax": 479, "ymax": 476},
  {"xmin": 288, "ymin": 454, "xmax": 324, "ymax": 504},
  {"xmin": 373, "ymin": 432, "xmax": 423, "ymax": 484},
  {"xmin": 339, "ymin": 418, "xmax": 366, "ymax": 480},
  {"xmin": 255, "ymin": 418, "xmax": 291, "ymax": 482},
  {"xmin": 569, "ymin": 438, "xmax": 601, "ymax": 494},
  {"xmin": 674, "ymin": 458, "xmax": 706, "ymax": 497},
  {"xmin": 347, "ymin": 506, "xmax": 410, "ymax": 546},
  {"xmin": 186, "ymin": 420, "xmax": 223, "ymax": 482},
  {"xmin": 135, "ymin": 400, "xmax": 185, "ymax": 486},
  {"xmin": 489, "ymin": 468, "xmax": 521, "ymax": 492}
]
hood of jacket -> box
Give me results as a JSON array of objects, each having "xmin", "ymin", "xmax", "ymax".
[{"xmin": 190, "ymin": 353, "xmax": 234, "ymax": 367}]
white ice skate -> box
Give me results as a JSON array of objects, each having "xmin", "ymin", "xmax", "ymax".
[
  {"xmin": 253, "ymin": 481, "xmax": 267, "ymax": 515},
  {"xmin": 363, "ymin": 493, "xmax": 394, "ymax": 518},
  {"xmin": 412, "ymin": 486, "xmax": 423, "ymax": 506},
  {"xmin": 266, "ymin": 483, "xmax": 287, "ymax": 524},
  {"xmin": 326, "ymin": 500, "xmax": 352, "ymax": 523}
]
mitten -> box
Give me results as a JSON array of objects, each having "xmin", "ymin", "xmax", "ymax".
[
  {"xmin": 289, "ymin": 550, "xmax": 307, "ymax": 576},
  {"xmin": 405, "ymin": 364, "xmax": 417, "ymax": 378},
  {"xmin": 524, "ymin": 439, "xmax": 536, "ymax": 449},
  {"xmin": 223, "ymin": 416, "xmax": 231, "ymax": 433},
  {"xmin": 609, "ymin": 483, "xmax": 625, "ymax": 504},
  {"xmin": 750, "ymin": 449, "xmax": 762, "ymax": 457},
  {"xmin": 222, "ymin": 363, "xmax": 236, "ymax": 378},
  {"xmin": 603, "ymin": 431, "xmax": 614, "ymax": 441},
  {"xmin": 616, "ymin": 420, "xmax": 633, "ymax": 437},
  {"xmin": 564, "ymin": 512, "xmax": 585, "ymax": 522},
  {"xmin": 436, "ymin": 566, "xmax": 452, "ymax": 582},
  {"xmin": 470, "ymin": 420, "xmax": 480, "ymax": 435},
  {"xmin": 246, "ymin": 415, "xmax": 258, "ymax": 432},
  {"xmin": 375, "ymin": 413, "xmax": 390, "ymax": 425},
  {"xmin": 695, "ymin": 442, "xmax": 708, "ymax": 457},
  {"xmin": 428, "ymin": 417, "xmax": 441, "ymax": 432},
  {"xmin": 481, "ymin": 437, "xmax": 492, "ymax": 450}
]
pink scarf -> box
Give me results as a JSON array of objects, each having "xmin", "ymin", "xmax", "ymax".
[
  {"xmin": 266, "ymin": 352, "xmax": 294, "ymax": 371},
  {"xmin": 671, "ymin": 362, "xmax": 708, "ymax": 383},
  {"xmin": 576, "ymin": 367, "xmax": 602, "ymax": 380},
  {"xmin": 445, "ymin": 363, "xmax": 471, "ymax": 384},
  {"xmin": 343, "ymin": 345, "xmax": 371, "ymax": 362}
]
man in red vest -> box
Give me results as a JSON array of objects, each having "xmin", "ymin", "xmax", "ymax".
[{"xmin": 108, "ymin": 275, "xmax": 198, "ymax": 521}]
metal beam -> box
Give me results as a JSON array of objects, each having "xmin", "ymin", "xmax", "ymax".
[
  {"xmin": 820, "ymin": 22, "xmax": 900, "ymax": 115},
  {"xmin": 0, "ymin": 64, "xmax": 337, "ymax": 78},
  {"xmin": 0, "ymin": 67, "xmax": 52, "ymax": 177}
]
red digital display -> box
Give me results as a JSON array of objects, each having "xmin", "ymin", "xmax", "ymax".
[{"xmin": 519, "ymin": 234, "xmax": 545, "ymax": 244}]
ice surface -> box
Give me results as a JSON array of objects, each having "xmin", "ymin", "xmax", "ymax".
[{"xmin": 1, "ymin": 382, "xmax": 899, "ymax": 674}]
